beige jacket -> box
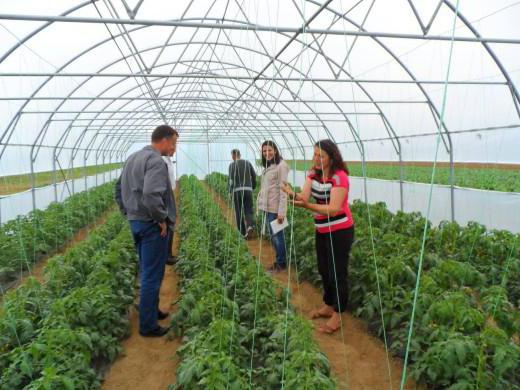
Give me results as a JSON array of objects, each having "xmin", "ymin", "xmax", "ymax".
[{"xmin": 257, "ymin": 160, "xmax": 289, "ymax": 216}]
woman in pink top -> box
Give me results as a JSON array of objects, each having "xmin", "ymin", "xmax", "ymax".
[{"xmin": 283, "ymin": 139, "xmax": 355, "ymax": 334}]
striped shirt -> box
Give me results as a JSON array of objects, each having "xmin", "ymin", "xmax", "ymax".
[{"xmin": 309, "ymin": 170, "xmax": 354, "ymax": 233}]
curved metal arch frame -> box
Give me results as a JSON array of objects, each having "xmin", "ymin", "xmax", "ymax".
[
  {"xmin": 58, "ymin": 82, "xmax": 299, "ymax": 185},
  {"xmin": 3, "ymin": 17, "xmax": 400, "ymax": 161},
  {"xmin": 55, "ymin": 74, "xmax": 310, "ymax": 178},
  {"xmin": 1, "ymin": 1, "xmax": 518, "ymax": 221},
  {"xmin": 24, "ymin": 39, "xmax": 335, "ymax": 162},
  {"xmin": 72, "ymin": 55, "xmax": 361, "ymax": 154},
  {"xmin": 38, "ymin": 52, "xmax": 370, "ymax": 195},
  {"xmin": 2, "ymin": 5, "xmax": 517, "ymax": 146},
  {"xmin": 56, "ymin": 71, "xmax": 317, "ymax": 159},
  {"xmin": 0, "ymin": 20, "xmax": 407, "ymax": 204},
  {"xmin": 33, "ymin": 38, "xmax": 362, "ymax": 162},
  {"xmin": 89, "ymin": 95, "xmax": 299, "ymax": 158},
  {"xmin": 44, "ymin": 53, "xmax": 338, "ymax": 166},
  {"xmin": 37, "ymin": 30, "xmax": 401, "ymax": 207},
  {"xmin": 0, "ymin": 17, "xmax": 420, "ymax": 211}
]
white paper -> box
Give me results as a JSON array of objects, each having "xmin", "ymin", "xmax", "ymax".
[{"xmin": 270, "ymin": 218, "xmax": 289, "ymax": 235}]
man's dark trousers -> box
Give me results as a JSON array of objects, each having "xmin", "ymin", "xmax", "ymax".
[
  {"xmin": 129, "ymin": 220, "xmax": 171, "ymax": 334},
  {"xmin": 232, "ymin": 190, "xmax": 254, "ymax": 236}
]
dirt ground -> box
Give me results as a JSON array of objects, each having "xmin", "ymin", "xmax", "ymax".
[
  {"xmin": 102, "ymin": 190, "xmax": 181, "ymax": 390},
  {"xmin": 205, "ymin": 183, "xmax": 419, "ymax": 390},
  {"xmin": 101, "ymin": 266, "xmax": 181, "ymax": 390}
]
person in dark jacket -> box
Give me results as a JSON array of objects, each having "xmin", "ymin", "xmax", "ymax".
[
  {"xmin": 228, "ymin": 149, "xmax": 256, "ymax": 239},
  {"xmin": 115, "ymin": 125, "xmax": 178, "ymax": 337}
]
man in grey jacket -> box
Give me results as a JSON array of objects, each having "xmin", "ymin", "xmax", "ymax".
[
  {"xmin": 115, "ymin": 125, "xmax": 178, "ymax": 337},
  {"xmin": 228, "ymin": 149, "xmax": 256, "ymax": 238}
]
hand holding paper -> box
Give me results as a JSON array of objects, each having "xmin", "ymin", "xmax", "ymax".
[{"xmin": 270, "ymin": 217, "xmax": 289, "ymax": 235}]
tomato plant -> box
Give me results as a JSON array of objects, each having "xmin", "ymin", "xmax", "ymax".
[
  {"xmin": 0, "ymin": 210, "xmax": 137, "ymax": 388},
  {"xmin": 171, "ymin": 175, "xmax": 336, "ymax": 388},
  {"xmin": 0, "ymin": 182, "xmax": 116, "ymax": 289}
]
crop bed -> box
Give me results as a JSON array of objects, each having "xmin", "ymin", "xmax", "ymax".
[
  {"xmin": 0, "ymin": 182, "xmax": 116, "ymax": 290},
  {"xmin": 206, "ymin": 172, "xmax": 519, "ymax": 389},
  {"xmin": 169, "ymin": 175, "xmax": 335, "ymax": 389},
  {"xmin": 0, "ymin": 211, "xmax": 136, "ymax": 389}
]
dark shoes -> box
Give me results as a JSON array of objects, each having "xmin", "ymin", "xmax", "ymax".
[
  {"xmin": 139, "ymin": 326, "xmax": 169, "ymax": 338},
  {"xmin": 166, "ymin": 256, "xmax": 177, "ymax": 265},
  {"xmin": 244, "ymin": 226, "xmax": 255, "ymax": 240},
  {"xmin": 158, "ymin": 310, "xmax": 169, "ymax": 320},
  {"xmin": 133, "ymin": 304, "xmax": 170, "ymax": 320},
  {"xmin": 267, "ymin": 263, "xmax": 287, "ymax": 273}
]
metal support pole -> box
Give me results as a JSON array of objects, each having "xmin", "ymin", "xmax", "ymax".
[
  {"xmin": 83, "ymin": 149, "xmax": 88, "ymax": 192},
  {"xmin": 52, "ymin": 154, "xmax": 58, "ymax": 203},
  {"xmin": 449, "ymin": 148, "xmax": 455, "ymax": 221},
  {"xmin": 108, "ymin": 152, "xmax": 112, "ymax": 181},
  {"xmin": 207, "ymin": 132, "xmax": 210, "ymax": 177},
  {"xmin": 399, "ymin": 153, "xmax": 404, "ymax": 212},
  {"xmin": 95, "ymin": 154, "xmax": 99, "ymax": 188},
  {"xmin": 30, "ymin": 154, "xmax": 36, "ymax": 212},
  {"xmin": 70, "ymin": 152, "xmax": 75, "ymax": 196},
  {"xmin": 102, "ymin": 152, "xmax": 106, "ymax": 184}
]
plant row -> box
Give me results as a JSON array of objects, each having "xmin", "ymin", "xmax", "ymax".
[
  {"xmin": 0, "ymin": 211, "xmax": 137, "ymax": 389},
  {"xmin": 305, "ymin": 202, "xmax": 519, "ymax": 389},
  {"xmin": 0, "ymin": 182, "xmax": 116, "ymax": 289},
  {"xmin": 170, "ymin": 175, "xmax": 335, "ymax": 389},
  {"xmin": 208, "ymin": 171, "xmax": 519, "ymax": 389}
]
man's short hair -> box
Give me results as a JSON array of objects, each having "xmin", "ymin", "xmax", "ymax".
[
  {"xmin": 231, "ymin": 149, "xmax": 241, "ymax": 157},
  {"xmin": 151, "ymin": 125, "xmax": 178, "ymax": 142}
]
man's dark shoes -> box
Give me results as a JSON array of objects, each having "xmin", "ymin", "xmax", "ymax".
[
  {"xmin": 245, "ymin": 226, "xmax": 255, "ymax": 240},
  {"xmin": 133, "ymin": 305, "xmax": 170, "ymax": 320},
  {"xmin": 139, "ymin": 326, "xmax": 169, "ymax": 337},
  {"xmin": 158, "ymin": 310, "xmax": 169, "ymax": 320},
  {"xmin": 267, "ymin": 263, "xmax": 287, "ymax": 273},
  {"xmin": 166, "ymin": 256, "xmax": 177, "ymax": 265}
]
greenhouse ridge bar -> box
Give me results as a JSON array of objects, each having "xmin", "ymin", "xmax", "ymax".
[{"xmin": 1, "ymin": 13, "xmax": 520, "ymax": 44}]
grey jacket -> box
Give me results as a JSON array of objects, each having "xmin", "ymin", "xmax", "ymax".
[
  {"xmin": 228, "ymin": 159, "xmax": 257, "ymax": 193},
  {"xmin": 115, "ymin": 145, "xmax": 176, "ymax": 226},
  {"xmin": 257, "ymin": 160, "xmax": 289, "ymax": 216}
]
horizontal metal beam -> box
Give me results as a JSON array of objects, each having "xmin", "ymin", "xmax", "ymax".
[
  {"xmin": 1, "ymin": 96, "xmax": 427, "ymax": 103},
  {"xmin": 80, "ymin": 126, "xmax": 311, "ymax": 131},
  {"xmin": 5, "ymin": 124, "xmax": 516, "ymax": 149},
  {"xmin": 0, "ymin": 141, "xmax": 116, "ymax": 152},
  {"xmin": 47, "ymin": 115, "xmax": 379, "ymax": 122},
  {"xmin": 333, "ymin": 123, "xmax": 520, "ymax": 145},
  {"xmin": 125, "ymin": 138, "xmax": 256, "ymax": 143},
  {"xmin": 0, "ymin": 72, "xmax": 506, "ymax": 85},
  {"xmin": 21, "ymin": 110, "xmax": 377, "ymax": 115},
  {"xmin": 1, "ymin": 14, "xmax": 519, "ymax": 44}
]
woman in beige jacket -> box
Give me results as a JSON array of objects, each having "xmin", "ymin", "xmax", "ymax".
[{"xmin": 257, "ymin": 140, "xmax": 289, "ymax": 272}]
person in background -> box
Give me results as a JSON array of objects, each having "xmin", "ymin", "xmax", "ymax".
[
  {"xmin": 283, "ymin": 139, "xmax": 354, "ymax": 334},
  {"xmin": 115, "ymin": 125, "xmax": 178, "ymax": 338},
  {"xmin": 257, "ymin": 140, "xmax": 289, "ymax": 272},
  {"xmin": 162, "ymin": 151, "xmax": 177, "ymax": 265},
  {"xmin": 228, "ymin": 149, "xmax": 257, "ymax": 239}
]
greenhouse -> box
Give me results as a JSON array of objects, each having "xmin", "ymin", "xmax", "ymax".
[{"xmin": 0, "ymin": 0, "xmax": 519, "ymax": 389}]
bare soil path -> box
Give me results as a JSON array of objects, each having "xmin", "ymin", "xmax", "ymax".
[
  {"xmin": 102, "ymin": 189, "xmax": 182, "ymax": 390},
  {"xmin": 204, "ymin": 183, "xmax": 419, "ymax": 390}
]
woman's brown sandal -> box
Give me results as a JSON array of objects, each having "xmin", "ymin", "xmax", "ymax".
[
  {"xmin": 310, "ymin": 307, "xmax": 334, "ymax": 319},
  {"xmin": 317, "ymin": 323, "xmax": 341, "ymax": 334}
]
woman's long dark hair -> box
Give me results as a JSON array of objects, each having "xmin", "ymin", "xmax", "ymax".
[
  {"xmin": 261, "ymin": 140, "xmax": 283, "ymax": 168},
  {"xmin": 314, "ymin": 139, "xmax": 349, "ymax": 176}
]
